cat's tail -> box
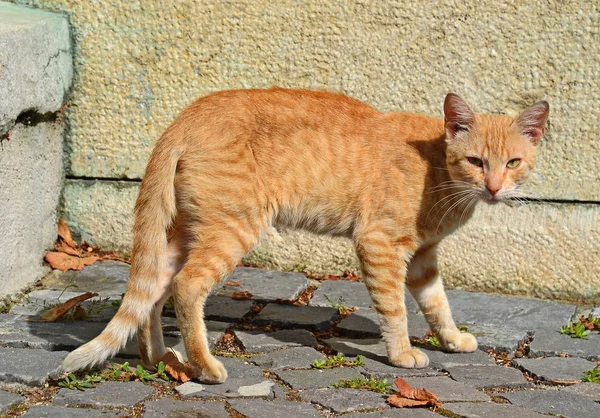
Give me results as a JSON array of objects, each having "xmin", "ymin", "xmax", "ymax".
[{"xmin": 62, "ymin": 125, "xmax": 185, "ymax": 372}]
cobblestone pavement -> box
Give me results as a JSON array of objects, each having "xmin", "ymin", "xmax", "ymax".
[{"xmin": 0, "ymin": 261, "xmax": 599, "ymax": 417}]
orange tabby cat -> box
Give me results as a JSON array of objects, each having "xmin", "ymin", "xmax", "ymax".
[{"xmin": 62, "ymin": 88, "xmax": 549, "ymax": 382}]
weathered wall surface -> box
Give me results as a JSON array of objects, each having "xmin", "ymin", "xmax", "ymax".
[
  {"xmin": 0, "ymin": 2, "xmax": 72, "ymax": 296},
  {"xmin": 10, "ymin": 0, "xmax": 599, "ymax": 301}
]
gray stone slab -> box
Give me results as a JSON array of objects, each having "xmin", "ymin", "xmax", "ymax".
[
  {"xmin": 592, "ymin": 307, "xmax": 600, "ymax": 317},
  {"xmin": 447, "ymin": 290, "xmax": 576, "ymax": 331},
  {"xmin": 357, "ymin": 356, "xmax": 443, "ymax": 379},
  {"xmin": 514, "ymin": 357, "xmax": 598, "ymax": 383},
  {"xmin": 342, "ymin": 410, "xmax": 440, "ymax": 418},
  {"xmin": 275, "ymin": 367, "xmax": 363, "ymax": 389},
  {"xmin": 528, "ymin": 329, "xmax": 600, "ymax": 360},
  {"xmin": 251, "ymin": 303, "xmax": 339, "ymax": 330},
  {"xmin": 561, "ymin": 382, "xmax": 600, "ymax": 401},
  {"xmin": 54, "ymin": 381, "xmax": 154, "ymax": 408},
  {"xmin": 0, "ymin": 347, "xmax": 66, "ymax": 386},
  {"xmin": 419, "ymin": 346, "xmax": 496, "ymax": 368},
  {"xmin": 310, "ymin": 280, "xmax": 374, "ymax": 308},
  {"xmin": 447, "ymin": 290, "xmax": 576, "ymax": 352},
  {"xmin": 22, "ymin": 406, "xmax": 117, "ymax": 418},
  {"xmin": 496, "ymin": 389, "xmax": 600, "ymax": 418},
  {"xmin": 181, "ymin": 357, "xmax": 275, "ymax": 398},
  {"xmin": 204, "ymin": 295, "xmax": 255, "ymax": 322},
  {"xmin": 229, "ymin": 398, "xmax": 321, "ymax": 418},
  {"xmin": 298, "ymin": 387, "xmax": 389, "ymax": 413},
  {"xmin": 335, "ymin": 308, "xmax": 429, "ymax": 338},
  {"xmin": 0, "ymin": 390, "xmax": 24, "ymax": 414},
  {"xmin": 446, "ymin": 365, "xmax": 531, "ymax": 388},
  {"xmin": 43, "ymin": 261, "xmax": 131, "ymax": 297},
  {"xmin": 325, "ymin": 338, "xmax": 388, "ymax": 359},
  {"xmin": 235, "ymin": 329, "xmax": 317, "ymax": 353},
  {"xmin": 216, "ymin": 267, "xmax": 309, "ymax": 301},
  {"xmin": 402, "ymin": 377, "xmax": 490, "ymax": 402},
  {"xmin": 9, "ymin": 290, "xmax": 119, "ymax": 321},
  {"xmin": 443, "ymin": 402, "xmax": 548, "ymax": 418},
  {"xmin": 251, "ymin": 347, "xmax": 326, "ymax": 370},
  {"xmin": 143, "ymin": 398, "xmax": 229, "ymax": 418}
]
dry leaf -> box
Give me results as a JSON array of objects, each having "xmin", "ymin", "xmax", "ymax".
[
  {"xmin": 73, "ymin": 305, "xmax": 87, "ymax": 320},
  {"xmin": 161, "ymin": 351, "xmax": 194, "ymax": 383},
  {"xmin": 40, "ymin": 292, "xmax": 98, "ymax": 321},
  {"xmin": 231, "ymin": 290, "xmax": 253, "ymax": 300},
  {"xmin": 45, "ymin": 251, "xmax": 99, "ymax": 271},
  {"xmin": 57, "ymin": 219, "xmax": 77, "ymax": 249},
  {"xmin": 386, "ymin": 377, "xmax": 442, "ymax": 409},
  {"xmin": 387, "ymin": 394, "xmax": 430, "ymax": 408},
  {"xmin": 224, "ymin": 281, "xmax": 242, "ymax": 287},
  {"xmin": 56, "ymin": 240, "xmax": 81, "ymax": 257}
]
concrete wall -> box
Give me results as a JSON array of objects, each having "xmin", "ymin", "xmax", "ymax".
[
  {"xmin": 0, "ymin": 2, "xmax": 72, "ymax": 296},
  {"xmin": 10, "ymin": 1, "xmax": 599, "ymax": 301}
]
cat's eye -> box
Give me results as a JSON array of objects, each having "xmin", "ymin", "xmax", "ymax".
[
  {"xmin": 466, "ymin": 157, "xmax": 483, "ymax": 168},
  {"xmin": 507, "ymin": 159, "xmax": 521, "ymax": 169}
]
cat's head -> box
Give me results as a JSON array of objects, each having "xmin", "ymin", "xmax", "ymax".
[{"xmin": 443, "ymin": 93, "xmax": 549, "ymax": 203}]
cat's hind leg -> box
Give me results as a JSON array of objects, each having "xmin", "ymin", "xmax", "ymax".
[
  {"xmin": 356, "ymin": 230, "xmax": 429, "ymax": 368},
  {"xmin": 406, "ymin": 244, "xmax": 477, "ymax": 353}
]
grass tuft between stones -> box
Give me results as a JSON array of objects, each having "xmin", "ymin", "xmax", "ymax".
[
  {"xmin": 312, "ymin": 354, "xmax": 365, "ymax": 369},
  {"xmin": 332, "ymin": 377, "xmax": 392, "ymax": 394},
  {"xmin": 582, "ymin": 366, "xmax": 600, "ymax": 384}
]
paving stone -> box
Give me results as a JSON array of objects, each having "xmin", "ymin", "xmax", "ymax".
[
  {"xmin": 592, "ymin": 307, "xmax": 600, "ymax": 317},
  {"xmin": 251, "ymin": 347, "xmax": 325, "ymax": 369},
  {"xmin": 514, "ymin": 357, "xmax": 598, "ymax": 383},
  {"xmin": 496, "ymin": 389, "xmax": 600, "ymax": 418},
  {"xmin": 560, "ymin": 382, "xmax": 600, "ymax": 401},
  {"xmin": 335, "ymin": 309, "xmax": 429, "ymax": 338},
  {"xmin": 251, "ymin": 303, "xmax": 339, "ymax": 330},
  {"xmin": 174, "ymin": 381, "xmax": 205, "ymax": 396},
  {"xmin": 204, "ymin": 295, "xmax": 255, "ymax": 322},
  {"xmin": 181, "ymin": 357, "xmax": 275, "ymax": 398},
  {"xmin": 402, "ymin": 377, "xmax": 490, "ymax": 402},
  {"xmin": 22, "ymin": 406, "xmax": 118, "ymax": 418},
  {"xmin": 235, "ymin": 329, "xmax": 317, "ymax": 353},
  {"xmin": 216, "ymin": 267, "xmax": 309, "ymax": 301},
  {"xmin": 0, "ymin": 390, "xmax": 24, "ymax": 414},
  {"xmin": 298, "ymin": 388, "xmax": 388, "ymax": 413},
  {"xmin": 528, "ymin": 329, "xmax": 600, "ymax": 360},
  {"xmin": 143, "ymin": 398, "xmax": 229, "ymax": 418},
  {"xmin": 310, "ymin": 280, "xmax": 374, "ymax": 308},
  {"xmin": 42, "ymin": 260, "xmax": 131, "ymax": 297},
  {"xmin": 0, "ymin": 347, "xmax": 66, "ymax": 385},
  {"xmin": 357, "ymin": 356, "xmax": 443, "ymax": 379},
  {"xmin": 446, "ymin": 365, "xmax": 532, "ymax": 388},
  {"xmin": 419, "ymin": 346, "xmax": 496, "ymax": 368},
  {"xmin": 443, "ymin": 402, "xmax": 548, "ymax": 418},
  {"xmin": 325, "ymin": 338, "xmax": 388, "ymax": 359},
  {"xmin": 275, "ymin": 367, "xmax": 363, "ymax": 389},
  {"xmin": 447, "ymin": 289, "xmax": 576, "ymax": 351},
  {"xmin": 228, "ymin": 398, "xmax": 321, "ymax": 418},
  {"xmin": 343, "ymin": 410, "xmax": 441, "ymax": 417},
  {"xmin": 54, "ymin": 381, "xmax": 154, "ymax": 408}
]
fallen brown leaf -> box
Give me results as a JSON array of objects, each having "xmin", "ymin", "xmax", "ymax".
[
  {"xmin": 56, "ymin": 240, "xmax": 81, "ymax": 257},
  {"xmin": 40, "ymin": 292, "xmax": 98, "ymax": 321},
  {"xmin": 73, "ymin": 305, "xmax": 87, "ymax": 320},
  {"xmin": 231, "ymin": 290, "xmax": 253, "ymax": 300},
  {"xmin": 386, "ymin": 377, "xmax": 442, "ymax": 409},
  {"xmin": 57, "ymin": 219, "xmax": 77, "ymax": 249},
  {"xmin": 224, "ymin": 281, "xmax": 242, "ymax": 287},
  {"xmin": 45, "ymin": 251, "xmax": 98, "ymax": 271},
  {"xmin": 161, "ymin": 351, "xmax": 194, "ymax": 383}
]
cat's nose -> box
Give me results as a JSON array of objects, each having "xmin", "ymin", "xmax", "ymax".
[{"xmin": 486, "ymin": 185, "xmax": 501, "ymax": 196}]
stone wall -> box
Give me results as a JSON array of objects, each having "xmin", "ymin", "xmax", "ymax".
[
  {"xmin": 0, "ymin": 2, "xmax": 72, "ymax": 296},
  {"xmin": 8, "ymin": 0, "xmax": 599, "ymax": 302}
]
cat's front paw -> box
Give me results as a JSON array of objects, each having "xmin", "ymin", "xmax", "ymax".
[
  {"xmin": 389, "ymin": 348, "xmax": 430, "ymax": 368},
  {"xmin": 195, "ymin": 357, "xmax": 228, "ymax": 384},
  {"xmin": 442, "ymin": 332, "xmax": 478, "ymax": 353}
]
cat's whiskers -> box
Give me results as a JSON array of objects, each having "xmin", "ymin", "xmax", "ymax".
[
  {"xmin": 426, "ymin": 189, "xmax": 474, "ymax": 221},
  {"xmin": 436, "ymin": 191, "xmax": 477, "ymax": 234},
  {"xmin": 459, "ymin": 194, "xmax": 479, "ymax": 227}
]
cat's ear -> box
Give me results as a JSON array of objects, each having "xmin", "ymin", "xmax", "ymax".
[
  {"xmin": 444, "ymin": 93, "xmax": 476, "ymax": 140},
  {"xmin": 514, "ymin": 101, "xmax": 550, "ymax": 145}
]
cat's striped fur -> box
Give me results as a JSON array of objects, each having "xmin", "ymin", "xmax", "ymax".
[{"xmin": 62, "ymin": 88, "xmax": 549, "ymax": 382}]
